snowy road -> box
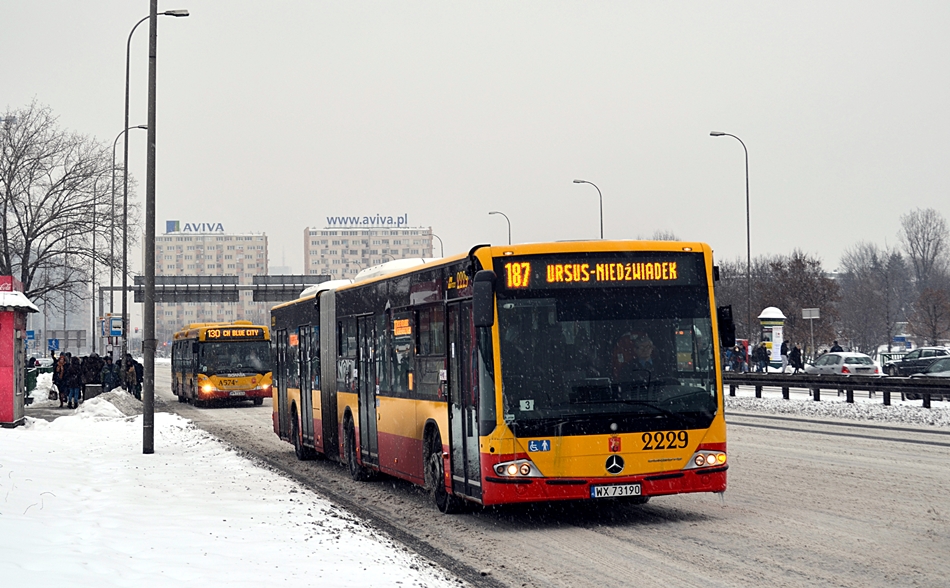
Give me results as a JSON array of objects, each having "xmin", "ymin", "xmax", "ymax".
[{"xmin": 153, "ymin": 366, "xmax": 950, "ymax": 587}]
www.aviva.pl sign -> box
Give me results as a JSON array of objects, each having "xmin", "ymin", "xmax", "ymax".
[{"xmin": 165, "ymin": 220, "xmax": 225, "ymax": 233}]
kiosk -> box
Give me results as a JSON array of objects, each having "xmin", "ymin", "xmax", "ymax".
[
  {"xmin": 0, "ymin": 276, "xmax": 39, "ymax": 428},
  {"xmin": 758, "ymin": 307, "xmax": 787, "ymax": 368}
]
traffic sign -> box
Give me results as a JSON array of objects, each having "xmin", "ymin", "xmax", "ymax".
[
  {"xmin": 109, "ymin": 316, "xmax": 123, "ymax": 337},
  {"xmin": 26, "ymin": 330, "xmax": 35, "ymax": 341},
  {"xmin": 48, "ymin": 338, "xmax": 59, "ymax": 351}
]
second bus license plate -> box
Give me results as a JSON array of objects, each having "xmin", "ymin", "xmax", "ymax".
[
  {"xmin": 229, "ymin": 390, "xmax": 246, "ymax": 396},
  {"xmin": 590, "ymin": 483, "xmax": 641, "ymax": 499}
]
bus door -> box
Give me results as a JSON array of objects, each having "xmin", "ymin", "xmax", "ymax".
[
  {"xmin": 448, "ymin": 302, "xmax": 482, "ymax": 500},
  {"xmin": 298, "ymin": 326, "xmax": 314, "ymax": 445},
  {"xmin": 276, "ymin": 329, "xmax": 290, "ymax": 438},
  {"xmin": 189, "ymin": 341, "xmax": 199, "ymax": 401},
  {"xmin": 357, "ymin": 315, "xmax": 379, "ymax": 468}
]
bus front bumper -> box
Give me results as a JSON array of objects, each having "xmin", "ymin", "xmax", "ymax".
[
  {"xmin": 197, "ymin": 387, "xmax": 271, "ymax": 401},
  {"xmin": 480, "ymin": 466, "xmax": 727, "ymax": 506}
]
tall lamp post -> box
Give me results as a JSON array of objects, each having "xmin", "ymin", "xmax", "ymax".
[
  {"xmin": 488, "ymin": 211, "xmax": 511, "ymax": 245},
  {"xmin": 710, "ymin": 131, "xmax": 752, "ymax": 344},
  {"xmin": 572, "ymin": 179, "xmax": 603, "ymax": 239},
  {"xmin": 121, "ymin": 8, "xmax": 188, "ymax": 406},
  {"xmin": 430, "ymin": 233, "xmax": 444, "ymax": 257},
  {"xmin": 135, "ymin": 5, "xmax": 189, "ymax": 454},
  {"xmin": 110, "ymin": 125, "xmax": 146, "ymax": 320}
]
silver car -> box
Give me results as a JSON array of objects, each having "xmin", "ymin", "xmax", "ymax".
[{"xmin": 805, "ymin": 352, "xmax": 881, "ymax": 376}]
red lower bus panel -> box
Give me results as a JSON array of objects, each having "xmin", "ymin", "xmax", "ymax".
[
  {"xmin": 479, "ymin": 455, "xmax": 727, "ymax": 506},
  {"xmin": 376, "ymin": 430, "xmax": 425, "ymax": 484}
]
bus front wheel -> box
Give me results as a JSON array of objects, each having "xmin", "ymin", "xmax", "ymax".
[{"xmin": 425, "ymin": 430, "xmax": 464, "ymax": 514}]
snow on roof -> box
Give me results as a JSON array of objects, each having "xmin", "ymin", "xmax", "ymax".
[
  {"xmin": 352, "ymin": 258, "xmax": 436, "ymax": 283},
  {"xmin": 0, "ymin": 290, "xmax": 39, "ymax": 313},
  {"xmin": 299, "ymin": 279, "xmax": 353, "ymax": 298}
]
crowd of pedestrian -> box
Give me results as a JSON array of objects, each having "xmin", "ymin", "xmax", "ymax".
[
  {"xmin": 45, "ymin": 350, "xmax": 143, "ymax": 409},
  {"xmin": 722, "ymin": 341, "xmax": 806, "ymax": 373}
]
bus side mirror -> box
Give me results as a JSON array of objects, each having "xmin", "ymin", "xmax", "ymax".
[
  {"xmin": 717, "ymin": 305, "xmax": 736, "ymax": 348},
  {"xmin": 473, "ymin": 270, "xmax": 496, "ymax": 328}
]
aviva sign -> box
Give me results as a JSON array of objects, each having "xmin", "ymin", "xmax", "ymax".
[{"xmin": 165, "ymin": 220, "xmax": 225, "ymax": 234}]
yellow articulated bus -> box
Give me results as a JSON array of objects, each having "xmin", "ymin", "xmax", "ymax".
[
  {"xmin": 171, "ymin": 321, "xmax": 273, "ymax": 407},
  {"xmin": 271, "ymin": 241, "xmax": 734, "ymax": 512}
]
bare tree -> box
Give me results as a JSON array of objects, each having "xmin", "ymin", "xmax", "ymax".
[
  {"xmin": 907, "ymin": 285, "xmax": 950, "ymax": 345},
  {"xmin": 837, "ymin": 243, "xmax": 913, "ymax": 355},
  {"xmin": 757, "ymin": 250, "xmax": 839, "ymax": 356},
  {"xmin": 649, "ymin": 230, "xmax": 680, "ymax": 241},
  {"xmin": 713, "ymin": 250, "xmax": 837, "ymax": 358},
  {"xmin": 899, "ymin": 208, "xmax": 949, "ymax": 292},
  {"xmin": 0, "ymin": 101, "xmax": 136, "ymax": 303}
]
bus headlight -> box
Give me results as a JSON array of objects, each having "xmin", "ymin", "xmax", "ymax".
[
  {"xmin": 685, "ymin": 451, "xmax": 726, "ymax": 470},
  {"xmin": 201, "ymin": 383, "xmax": 215, "ymax": 393},
  {"xmin": 493, "ymin": 459, "xmax": 543, "ymax": 478}
]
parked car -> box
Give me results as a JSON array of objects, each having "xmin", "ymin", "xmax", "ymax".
[
  {"xmin": 882, "ymin": 347, "xmax": 950, "ymax": 376},
  {"xmin": 906, "ymin": 357, "xmax": 950, "ymax": 400},
  {"xmin": 805, "ymin": 352, "xmax": 881, "ymax": 376},
  {"xmin": 910, "ymin": 357, "xmax": 950, "ymax": 378}
]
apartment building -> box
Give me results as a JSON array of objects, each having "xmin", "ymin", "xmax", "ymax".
[
  {"xmin": 303, "ymin": 226, "xmax": 435, "ymax": 278},
  {"xmin": 154, "ymin": 228, "xmax": 269, "ymax": 345}
]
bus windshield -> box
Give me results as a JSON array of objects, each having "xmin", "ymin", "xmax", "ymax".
[
  {"xmin": 198, "ymin": 341, "xmax": 272, "ymax": 375},
  {"xmin": 497, "ymin": 286, "xmax": 717, "ymax": 436}
]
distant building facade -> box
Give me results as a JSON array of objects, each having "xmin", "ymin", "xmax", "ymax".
[
  {"xmin": 155, "ymin": 224, "xmax": 269, "ymax": 346},
  {"xmin": 303, "ymin": 224, "xmax": 435, "ymax": 278}
]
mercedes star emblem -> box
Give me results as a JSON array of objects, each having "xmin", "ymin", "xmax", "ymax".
[{"xmin": 605, "ymin": 455, "xmax": 625, "ymax": 475}]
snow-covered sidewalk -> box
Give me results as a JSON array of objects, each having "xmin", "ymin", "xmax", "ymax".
[{"xmin": 1, "ymin": 386, "xmax": 457, "ymax": 587}]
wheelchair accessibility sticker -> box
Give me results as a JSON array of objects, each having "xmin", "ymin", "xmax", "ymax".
[{"xmin": 528, "ymin": 440, "xmax": 551, "ymax": 452}]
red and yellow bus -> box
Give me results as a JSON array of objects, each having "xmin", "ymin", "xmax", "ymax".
[
  {"xmin": 271, "ymin": 241, "xmax": 733, "ymax": 512},
  {"xmin": 171, "ymin": 321, "xmax": 273, "ymax": 407}
]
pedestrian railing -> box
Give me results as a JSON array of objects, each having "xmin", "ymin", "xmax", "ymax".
[{"xmin": 722, "ymin": 373, "xmax": 950, "ymax": 408}]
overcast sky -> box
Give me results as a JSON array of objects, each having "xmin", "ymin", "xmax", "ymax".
[{"xmin": 4, "ymin": 1, "xmax": 949, "ymax": 275}]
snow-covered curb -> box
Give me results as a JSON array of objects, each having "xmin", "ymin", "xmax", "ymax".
[
  {"xmin": 726, "ymin": 395, "xmax": 950, "ymax": 428},
  {"xmin": 3, "ymin": 388, "xmax": 458, "ymax": 587}
]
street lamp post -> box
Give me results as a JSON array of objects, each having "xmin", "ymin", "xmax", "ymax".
[
  {"xmin": 110, "ymin": 125, "xmax": 146, "ymax": 320},
  {"xmin": 430, "ymin": 233, "xmax": 444, "ymax": 257},
  {"xmin": 572, "ymin": 179, "xmax": 603, "ymax": 239},
  {"xmin": 710, "ymin": 131, "xmax": 752, "ymax": 344},
  {"xmin": 488, "ymin": 211, "xmax": 511, "ymax": 245},
  {"xmin": 121, "ymin": 7, "xmax": 188, "ymax": 453}
]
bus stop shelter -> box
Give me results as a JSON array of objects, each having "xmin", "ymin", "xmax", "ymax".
[{"xmin": 0, "ymin": 276, "xmax": 39, "ymax": 428}]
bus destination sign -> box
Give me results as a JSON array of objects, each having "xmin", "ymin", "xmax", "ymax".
[
  {"xmin": 207, "ymin": 327, "xmax": 264, "ymax": 340},
  {"xmin": 497, "ymin": 253, "xmax": 703, "ymax": 290}
]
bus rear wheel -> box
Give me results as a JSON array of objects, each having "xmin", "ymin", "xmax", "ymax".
[
  {"xmin": 291, "ymin": 410, "xmax": 316, "ymax": 461},
  {"xmin": 425, "ymin": 430, "xmax": 464, "ymax": 514},
  {"xmin": 252, "ymin": 397, "xmax": 264, "ymax": 406},
  {"xmin": 344, "ymin": 418, "xmax": 367, "ymax": 481}
]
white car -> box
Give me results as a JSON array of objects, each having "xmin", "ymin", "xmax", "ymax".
[{"xmin": 805, "ymin": 352, "xmax": 880, "ymax": 376}]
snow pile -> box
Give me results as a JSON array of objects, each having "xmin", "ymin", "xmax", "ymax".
[
  {"xmin": 77, "ymin": 388, "xmax": 143, "ymax": 417},
  {"xmin": 28, "ymin": 371, "xmax": 57, "ymax": 406},
  {"xmin": 2, "ymin": 400, "xmax": 457, "ymax": 586},
  {"xmin": 726, "ymin": 395, "xmax": 950, "ymax": 427}
]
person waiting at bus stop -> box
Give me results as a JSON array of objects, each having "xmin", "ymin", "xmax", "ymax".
[{"xmin": 100, "ymin": 355, "xmax": 120, "ymax": 391}]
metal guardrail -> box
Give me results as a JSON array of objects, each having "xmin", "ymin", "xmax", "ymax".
[{"xmin": 722, "ymin": 372, "xmax": 950, "ymax": 408}]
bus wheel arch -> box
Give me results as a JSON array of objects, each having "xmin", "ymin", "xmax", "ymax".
[{"xmin": 424, "ymin": 425, "xmax": 464, "ymax": 514}]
